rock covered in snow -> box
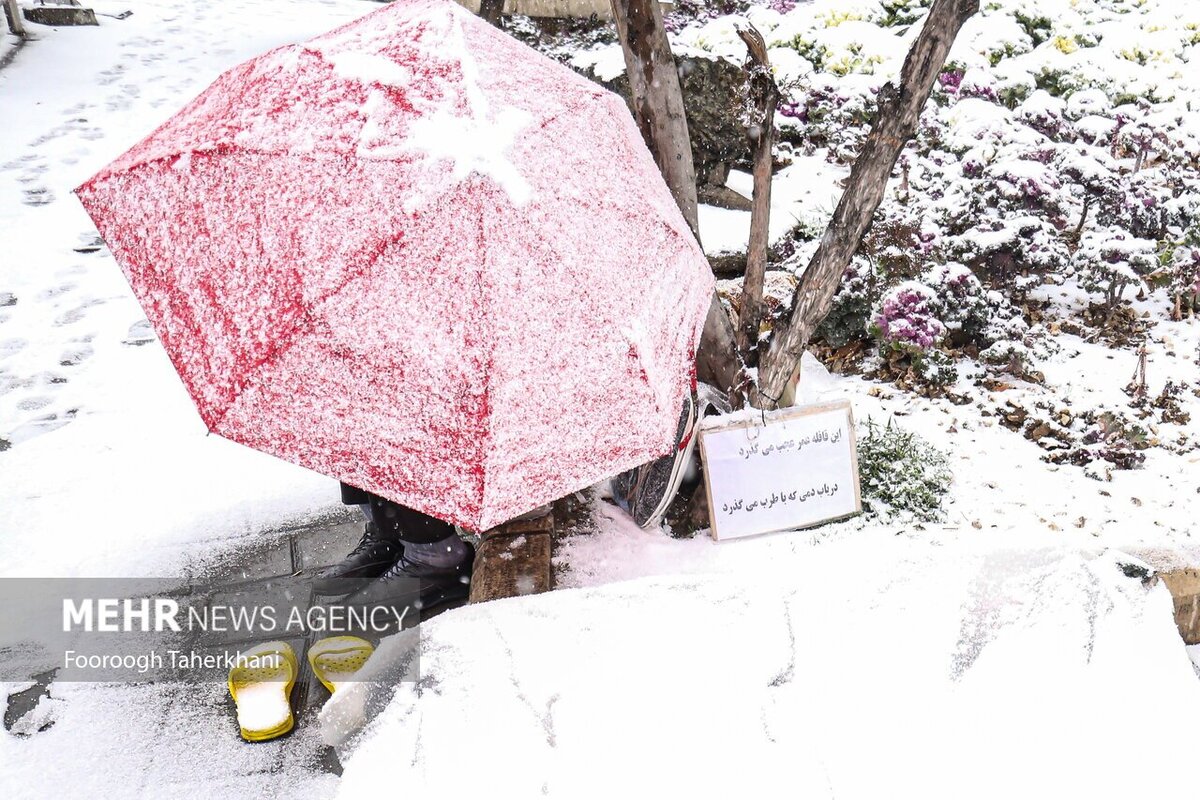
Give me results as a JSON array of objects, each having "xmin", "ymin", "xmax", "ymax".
[
  {"xmin": 574, "ymin": 47, "xmax": 753, "ymax": 189},
  {"xmin": 324, "ymin": 538, "xmax": 1200, "ymax": 799}
]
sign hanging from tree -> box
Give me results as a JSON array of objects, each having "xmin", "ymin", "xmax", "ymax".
[{"xmin": 698, "ymin": 400, "xmax": 861, "ymax": 540}]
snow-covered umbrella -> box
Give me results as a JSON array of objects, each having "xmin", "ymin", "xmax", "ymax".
[{"xmin": 75, "ymin": 0, "xmax": 713, "ymax": 531}]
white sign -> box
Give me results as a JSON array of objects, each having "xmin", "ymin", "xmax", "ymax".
[{"xmin": 698, "ymin": 400, "xmax": 861, "ymax": 541}]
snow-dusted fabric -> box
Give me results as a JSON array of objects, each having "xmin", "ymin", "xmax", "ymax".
[{"xmin": 75, "ymin": 0, "xmax": 713, "ymax": 531}]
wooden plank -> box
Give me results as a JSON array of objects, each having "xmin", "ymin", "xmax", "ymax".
[{"xmin": 468, "ymin": 513, "xmax": 554, "ymax": 604}]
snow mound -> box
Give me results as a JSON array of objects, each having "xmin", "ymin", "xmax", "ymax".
[{"xmin": 327, "ymin": 541, "xmax": 1200, "ymax": 799}]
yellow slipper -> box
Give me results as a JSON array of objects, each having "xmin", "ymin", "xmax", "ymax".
[
  {"xmin": 227, "ymin": 641, "xmax": 298, "ymax": 742},
  {"xmin": 307, "ymin": 636, "xmax": 374, "ymax": 694}
]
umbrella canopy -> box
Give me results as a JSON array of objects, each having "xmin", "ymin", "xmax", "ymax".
[{"xmin": 75, "ymin": 0, "xmax": 713, "ymax": 531}]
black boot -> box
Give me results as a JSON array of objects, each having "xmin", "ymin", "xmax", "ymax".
[
  {"xmin": 311, "ymin": 521, "xmax": 403, "ymax": 595},
  {"xmin": 342, "ymin": 540, "xmax": 475, "ymax": 622}
]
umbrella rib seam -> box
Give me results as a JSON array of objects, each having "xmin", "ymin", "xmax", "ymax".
[{"xmin": 206, "ymin": 227, "xmax": 409, "ymax": 433}]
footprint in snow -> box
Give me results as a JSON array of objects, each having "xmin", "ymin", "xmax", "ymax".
[
  {"xmin": 37, "ymin": 283, "xmax": 76, "ymax": 301},
  {"xmin": 6, "ymin": 408, "xmax": 80, "ymax": 444},
  {"xmin": 17, "ymin": 396, "xmax": 52, "ymax": 412},
  {"xmin": 96, "ymin": 64, "xmax": 127, "ymax": 86},
  {"xmin": 58, "ymin": 344, "xmax": 94, "ymax": 367},
  {"xmin": 21, "ymin": 187, "xmax": 54, "ymax": 207},
  {"xmin": 54, "ymin": 305, "xmax": 92, "ymax": 327}
]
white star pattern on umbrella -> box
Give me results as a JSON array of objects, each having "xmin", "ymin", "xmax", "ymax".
[{"xmin": 327, "ymin": 15, "xmax": 532, "ymax": 208}]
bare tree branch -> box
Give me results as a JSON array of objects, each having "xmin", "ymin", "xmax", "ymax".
[
  {"xmin": 733, "ymin": 23, "xmax": 779, "ymax": 378},
  {"xmin": 754, "ymin": 0, "xmax": 979, "ymax": 407}
]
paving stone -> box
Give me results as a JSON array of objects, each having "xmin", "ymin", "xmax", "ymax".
[
  {"xmin": 201, "ymin": 537, "xmax": 295, "ymax": 587},
  {"xmin": 200, "ymin": 575, "xmax": 312, "ymax": 647},
  {"xmin": 292, "ymin": 520, "xmax": 364, "ymax": 572}
]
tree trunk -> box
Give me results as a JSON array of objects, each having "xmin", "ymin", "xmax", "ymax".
[
  {"xmin": 608, "ymin": 0, "xmax": 742, "ymax": 396},
  {"xmin": 733, "ymin": 24, "xmax": 779, "ymax": 375},
  {"xmin": 479, "ymin": 0, "xmax": 505, "ymax": 28},
  {"xmin": 609, "ymin": 0, "xmax": 698, "ymax": 230},
  {"xmin": 4, "ymin": 0, "xmax": 26, "ymax": 37},
  {"xmin": 753, "ymin": 0, "xmax": 979, "ymax": 408}
]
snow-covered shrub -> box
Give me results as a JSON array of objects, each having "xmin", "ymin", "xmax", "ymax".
[
  {"xmin": 946, "ymin": 215, "xmax": 1070, "ymax": 283},
  {"xmin": 663, "ymin": 0, "xmax": 750, "ymax": 34},
  {"xmin": 778, "ymin": 74, "xmax": 878, "ymax": 160},
  {"xmin": 922, "ymin": 262, "xmax": 988, "ymax": 344},
  {"xmin": 1075, "ymin": 227, "xmax": 1157, "ymax": 309},
  {"xmin": 958, "ymin": 67, "xmax": 1001, "ymax": 103},
  {"xmin": 863, "ymin": 218, "xmax": 934, "ymax": 282},
  {"xmin": 1058, "ymin": 145, "xmax": 1117, "ymax": 233},
  {"xmin": 879, "ymin": 0, "xmax": 931, "ymax": 27},
  {"xmin": 1097, "ymin": 171, "xmax": 1174, "ymax": 241},
  {"xmin": 980, "ymin": 339, "xmax": 1031, "ymax": 368},
  {"xmin": 1064, "ymin": 88, "xmax": 1112, "ymax": 122},
  {"xmin": 979, "ymin": 321, "xmax": 1055, "ymax": 377},
  {"xmin": 857, "ymin": 419, "xmax": 952, "ymax": 521},
  {"xmin": 816, "ymin": 256, "xmax": 882, "ymax": 347},
  {"xmin": 1016, "ymin": 90, "xmax": 1067, "ymax": 139},
  {"xmin": 912, "ymin": 348, "xmax": 958, "ymax": 385},
  {"xmin": 1054, "ymin": 412, "xmax": 1149, "ymax": 474},
  {"xmin": 1112, "ymin": 116, "xmax": 1166, "ymax": 170},
  {"xmin": 867, "ymin": 281, "xmax": 963, "ymax": 385},
  {"xmin": 870, "ymin": 282, "xmax": 945, "ymax": 353},
  {"xmin": 980, "ymin": 289, "xmax": 1030, "ymax": 343},
  {"xmin": 1011, "ymin": 7, "xmax": 1054, "ymax": 48}
]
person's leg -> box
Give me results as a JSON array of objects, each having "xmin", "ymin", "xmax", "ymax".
[
  {"xmin": 343, "ymin": 496, "xmax": 475, "ymax": 612},
  {"xmin": 312, "ymin": 483, "xmax": 405, "ymax": 594},
  {"xmin": 368, "ymin": 497, "xmax": 471, "ymax": 568}
]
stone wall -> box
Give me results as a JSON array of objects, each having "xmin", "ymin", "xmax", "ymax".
[{"xmin": 1160, "ymin": 568, "xmax": 1200, "ymax": 645}]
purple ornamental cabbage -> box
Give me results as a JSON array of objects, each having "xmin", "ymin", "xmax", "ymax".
[{"xmin": 872, "ymin": 282, "xmax": 946, "ymax": 351}]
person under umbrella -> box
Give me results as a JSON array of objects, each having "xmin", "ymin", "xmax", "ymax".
[
  {"xmin": 313, "ymin": 482, "xmax": 474, "ymax": 610},
  {"xmin": 74, "ymin": 0, "xmax": 715, "ymax": 596}
]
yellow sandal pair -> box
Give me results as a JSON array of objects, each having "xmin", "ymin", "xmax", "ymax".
[{"xmin": 227, "ymin": 636, "xmax": 374, "ymax": 742}]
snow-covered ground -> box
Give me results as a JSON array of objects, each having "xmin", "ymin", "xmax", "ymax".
[
  {"xmin": 1, "ymin": 2, "xmax": 373, "ymax": 796},
  {"xmin": 3, "ymin": 0, "xmax": 1200, "ymax": 798},
  {"xmin": 0, "ymin": 0, "xmax": 374, "ymax": 579}
]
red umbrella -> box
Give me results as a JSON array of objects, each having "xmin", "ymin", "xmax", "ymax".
[{"xmin": 75, "ymin": 0, "xmax": 713, "ymax": 531}]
